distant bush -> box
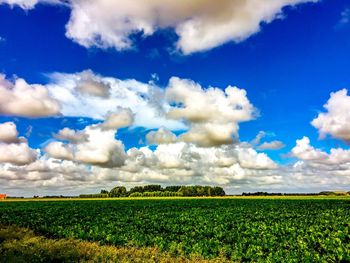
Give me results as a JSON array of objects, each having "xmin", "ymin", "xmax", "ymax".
[
  {"xmin": 129, "ymin": 192, "xmax": 143, "ymax": 197},
  {"xmin": 79, "ymin": 194, "xmax": 109, "ymax": 198},
  {"xmin": 129, "ymin": 191, "xmax": 183, "ymax": 197},
  {"xmin": 178, "ymin": 186, "xmax": 225, "ymax": 197}
]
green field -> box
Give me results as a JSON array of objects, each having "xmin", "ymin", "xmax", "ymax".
[{"xmin": 0, "ymin": 197, "xmax": 349, "ymax": 262}]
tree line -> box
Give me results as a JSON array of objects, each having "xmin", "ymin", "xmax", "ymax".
[{"xmin": 79, "ymin": 185, "xmax": 226, "ymax": 198}]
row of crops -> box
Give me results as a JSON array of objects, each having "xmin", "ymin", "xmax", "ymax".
[{"xmin": 0, "ymin": 198, "xmax": 349, "ymax": 261}]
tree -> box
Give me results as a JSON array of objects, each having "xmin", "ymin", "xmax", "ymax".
[
  {"xmin": 129, "ymin": 186, "xmax": 144, "ymax": 194},
  {"xmin": 212, "ymin": 186, "xmax": 225, "ymax": 196},
  {"xmin": 100, "ymin": 189, "xmax": 109, "ymax": 194},
  {"xmin": 178, "ymin": 186, "xmax": 225, "ymax": 197},
  {"xmin": 109, "ymin": 186, "xmax": 127, "ymax": 197},
  {"xmin": 164, "ymin": 186, "xmax": 181, "ymax": 192},
  {"xmin": 143, "ymin": 185, "xmax": 162, "ymax": 192}
]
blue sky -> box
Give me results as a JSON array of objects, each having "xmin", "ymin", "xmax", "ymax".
[{"xmin": 0, "ymin": 0, "xmax": 349, "ymax": 196}]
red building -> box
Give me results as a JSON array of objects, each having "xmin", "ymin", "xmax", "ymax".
[{"xmin": 0, "ymin": 194, "xmax": 7, "ymax": 199}]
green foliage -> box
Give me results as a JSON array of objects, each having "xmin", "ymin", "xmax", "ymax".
[
  {"xmin": 129, "ymin": 186, "xmax": 146, "ymax": 194},
  {"xmin": 0, "ymin": 225, "xmax": 220, "ymax": 263},
  {"xmin": 109, "ymin": 186, "xmax": 127, "ymax": 197},
  {"xmin": 143, "ymin": 185, "xmax": 162, "ymax": 192},
  {"xmin": 211, "ymin": 187, "xmax": 225, "ymax": 196},
  {"xmin": 0, "ymin": 198, "xmax": 349, "ymax": 261},
  {"xmin": 129, "ymin": 192, "xmax": 143, "ymax": 197},
  {"xmin": 129, "ymin": 185, "xmax": 163, "ymax": 194},
  {"xmin": 79, "ymin": 185, "xmax": 225, "ymax": 198},
  {"xmin": 129, "ymin": 191, "xmax": 183, "ymax": 197},
  {"xmin": 79, "ymin": 194, "xmax": 109, "ymax": 198},
  {"xmin": 178, "ymin": 186, "xmax": 225, "ymax": 196},
  {"xmin": 164, "ymin": 186, "xmax": 182, "ymax": 192}
]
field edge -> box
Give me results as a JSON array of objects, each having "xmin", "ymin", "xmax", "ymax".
[{"xmin": 0, "ymin": 225, "xmax": 230, "ymax": 263}]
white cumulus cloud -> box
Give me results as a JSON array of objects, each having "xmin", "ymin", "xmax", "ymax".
[
  {"xmin": 54, "ymin": 127, "xmax": 89, "ymax": 144},
  {"xmin": 100, "ymin": 107, "xmax": 134, "ymax": 130},
  {"xmin": 311, "ymin": 89, "xmax": 350, "ymax": 142},
  {"xmin": 47, "ymin": 71, "xmax": 185, "ymax": 130},
  {"xmin": 44, "ymin": 141, "xmax": 74, "ymax": 160},
  {"xmin": 0, "ymin": 122, "xmax": 37, "ymax": 165},
  {"xmin": 146, "ymin": 127, "xmax": 178, "ymax": 145},
  {"xmin": 166, "ymin": 77, "xmax": 256, "ymax": 147},
  {"xmin": 46, "ymin": 124, "xmax": 127, "ymax": 168},
  {"xmin": 1, "ymin": 0, "xmax": 319, "ymax": 54},
  {"xmin": 0, "ymin": 122, "xmax": 19, "ymax": 143},
  {"xmin": 64, "ymin": 0, "xmax": 319, "ymax": 54},
  {"xmin": 0, "ymin": 74, "xmax": 60, "ymax": 117}
]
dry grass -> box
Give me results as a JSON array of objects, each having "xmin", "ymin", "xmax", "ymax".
[{"xmin": 0, "ymin": 225, "xmax": 229, "ymax": 263}]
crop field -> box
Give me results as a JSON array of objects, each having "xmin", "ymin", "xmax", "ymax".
[{"xmin": 0, "ymin": 197, "xmax": 349, "ymax": 262}]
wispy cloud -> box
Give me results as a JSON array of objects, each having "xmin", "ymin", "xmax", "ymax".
[
  {"xmin": 340, "ymin": 8, "xmax": 350, "ymax": 24},
  {"xmin": 335, "ymin": 8, "xmax": 350, "ymax": 29}
]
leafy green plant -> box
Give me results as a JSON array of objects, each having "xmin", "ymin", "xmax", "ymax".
[{"xmin": 0, "ymin": 198, "xmax": 349, "ymax": 261}]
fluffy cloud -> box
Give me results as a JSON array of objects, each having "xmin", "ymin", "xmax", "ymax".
[
  {"xmin": 0, "ymin": 142, "xmax": 37, "ymax": 165},
  {"xmin": 0, "ymin": 122, "xmax": 37, "ymax": 165},
  {"xmin": 292, "ymin": 137, "xmax": 328, "ymax": 161},
  {"xmin": 119, "ymin": 142, "xmax": 278, "ymax": 185},
  {"xmin": 44, "ymin": 141, "xmax": 74, "ymax": 160},
  {"xmin": 46, "ymin": 71, "xmax": 254, "ymax": 142},
  {"xmin": 285, "ymin": 89, "xmax": 350, "ymax": 191},
  {"xmin": 75, "ymin": 70, "xmax": 111, "ymax": 98},
  {"xmin": 0, "ymin": 122, "xmax": 19, "ymax": 143},
  {"xmin": 1, "ymin": 0, "xmax": 318, "ymax": 54},
  {"xmin": 146, "ymin": 127, "xmax": 177, "ymax": 145},
  {"xmin": 311, "ymin": 89, "xmax": 350, "ymax": 142},
  {"xmin": 100, "ymin": 108, "xmax": 134, "ymax": 130},
  {"xmin": 0, "ymin": 71, "xmax": 290, "ymax": 194},
  {"xmin": 74, "ymin": 126, "xmax": 126, "ymax": 167},
  {"xmin": 2, "ymin": 133, "xmax": 349, "ymax": 195},
  {"xmin": 257, "ymin": 141, "xmax": 285, "ymax": 150},
  {"xmin": 54, "ymin": 127, "xmax": 89, "ymax": 144},
  {"xmin": 0, "ymin": 74, "xmax": 60, "ymax": 117},
  {"xmin": 288, "ymin": 136, "xmax": 350, "ymax": 191},
  {"xmin": 237, "ymin": 147, "xmax": 277, "ymax": 170},
  {"xmin": 46, "ymin": 124, "xmax": 127, "ymax": 168},
  {"xmin": 47, "ymin": 71, "xmax": 184, "ymax": 130},
  {"xmin": 166, "ymin": 77, "xmax": 255, "ymax": 146},
  {"xmin": 0, "ymin": 157, "xmax": 96, "ymax": 194},
  {"xmin": 292, "ymin": 136, "xmax": 350, "ymax": 165},
  {"xmin": 63, "ymin": 0, "xmax": 319, "ymax": 54},
  {"xmin": 1, "ymin": 140, "xmax": 280, "ymax": 195},
  {"xmin": 3, "ymin": 73, "xmax": 350, "ymax": 195}
]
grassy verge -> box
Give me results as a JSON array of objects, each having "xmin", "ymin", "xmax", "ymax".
[{"xmin": 0, "ymin": 225, "xmax": 228, "ymax": 263}]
